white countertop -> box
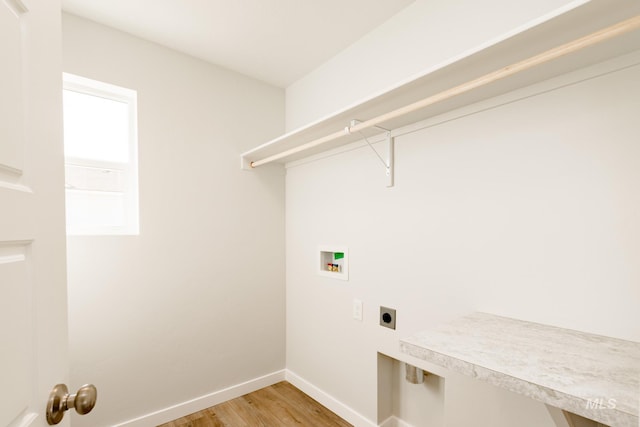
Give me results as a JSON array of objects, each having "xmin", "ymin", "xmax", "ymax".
[{"xmin": 400, "ymin": 313, "xmax": 640, "ymax": 427}]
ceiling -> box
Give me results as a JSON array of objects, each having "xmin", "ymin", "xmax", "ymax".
[{"xmin": 61, "ymin": 0, "xmax": 415, "ymax": 88}]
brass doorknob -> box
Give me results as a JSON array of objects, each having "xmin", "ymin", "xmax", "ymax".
[{"xmin": 46, "ymin": 383, "xmax": 97, "ymax": 425}]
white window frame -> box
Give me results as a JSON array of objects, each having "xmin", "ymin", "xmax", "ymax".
[{"xmin": 63, "ymin": 73, "xmax": 139, "ymax": 235}]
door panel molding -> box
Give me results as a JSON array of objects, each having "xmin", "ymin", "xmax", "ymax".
[
  {"xmin": 0, "ymin": 242, "xmax": 31, "ymax": 427},
  {"xmin": 0, "ymin": 0, "xmax": 26, "ymax": 174}
]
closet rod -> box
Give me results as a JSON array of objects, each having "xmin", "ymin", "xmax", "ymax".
[{"xmin": 250, "ymin": 14, "xmax": 640, "ymax": 168}]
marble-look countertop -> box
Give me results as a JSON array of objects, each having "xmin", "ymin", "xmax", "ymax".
[{"xmin": 400, "ymin": 313, "xmax": 640, "ymax": 427}]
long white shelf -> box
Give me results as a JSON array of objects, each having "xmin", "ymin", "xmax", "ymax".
[
  {"xmin": 241, "ymin": 0, "xmax": 640, "ymax": 169},
  {"xmin": 400, "ymin": 313, "xmax": 640, "ymax": 427}
]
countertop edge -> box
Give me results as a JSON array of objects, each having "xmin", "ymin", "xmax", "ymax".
[{"xmin": 400, "ymin": 339, "xmax": 638, "ymax": 427}]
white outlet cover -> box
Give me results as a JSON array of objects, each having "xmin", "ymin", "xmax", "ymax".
[{"xmin": 353, "ymin": 299, "xmax": 363, "ymax": 321}]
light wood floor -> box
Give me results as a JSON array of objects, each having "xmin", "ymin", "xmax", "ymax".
[{"xmin": 157, "ymin": 381, "xmax": 353, "ymax": 427}]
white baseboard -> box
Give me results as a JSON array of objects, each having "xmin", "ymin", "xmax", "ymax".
[
  {"xmin": 112, "ymin": 369, "xmax": 411, "ymax": 427},
  {"xmin": 379, "ymin": 416, "xmax": 414, "ymax": 427},
  {"xmin": 284, "ymin": 370, "xmax": 378, "ymax": 427},
  {"xmin": 113, "ymin": 370, "xmax": 286, "ymax": 427}
]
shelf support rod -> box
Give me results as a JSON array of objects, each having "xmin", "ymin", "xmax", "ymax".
[
  {"xmin": 357, "ymin": 125, "xmax": 394, "ymax": 187},
  {"xmin": 248, "ymin": 14, "xmax": 640, "ymax": 169},
  {"xmin": 387, "ymin": 134, "xmax": 394, "ymax": 188}
]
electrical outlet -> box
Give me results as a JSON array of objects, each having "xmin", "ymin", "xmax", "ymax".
[
  {"xmin": 353, "ymin": 299, "xmax": 363, "ymax": 321},
  {"xmin": 380, "ymin": 306, "xmax": 396, "ymax": 329}
]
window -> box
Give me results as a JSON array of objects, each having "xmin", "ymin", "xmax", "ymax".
[{"xmin": 63, "ymin": 73, "xmax": 139, "ymax": 235}]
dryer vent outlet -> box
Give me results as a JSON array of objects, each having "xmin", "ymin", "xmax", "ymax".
[{"xmin": 380, "ymin": 306, "xmax": 396, "ymax": 330}]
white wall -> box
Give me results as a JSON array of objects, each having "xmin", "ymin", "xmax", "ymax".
[
  {"xmin": 62, "ymin": 13, "xmax": 286, "ymax": 427},
  {"xmin": 285, "ymin": 51, "xmax": 640, "ymax": 426},
  {"xmin": 285, "ymin": 0, "xmax": 583, "ymax": 130},
  {"xmin": 285, "ymin": 1, "xmax": 639, "ymax": 424}
]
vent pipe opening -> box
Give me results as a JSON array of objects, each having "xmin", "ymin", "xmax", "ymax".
[{"xmin": 405, "ymin": 363, "xmax": 425, "ymax": 384}]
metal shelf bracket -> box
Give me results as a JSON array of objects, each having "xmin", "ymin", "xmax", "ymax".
[{"xmin": 352, "ymin": 120, "xmax": 394, "ymax": 188}]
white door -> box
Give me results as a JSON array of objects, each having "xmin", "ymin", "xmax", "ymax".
[{"xmin": 1, "ymin": 0, "xmax": 70, "ymax": 426}]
